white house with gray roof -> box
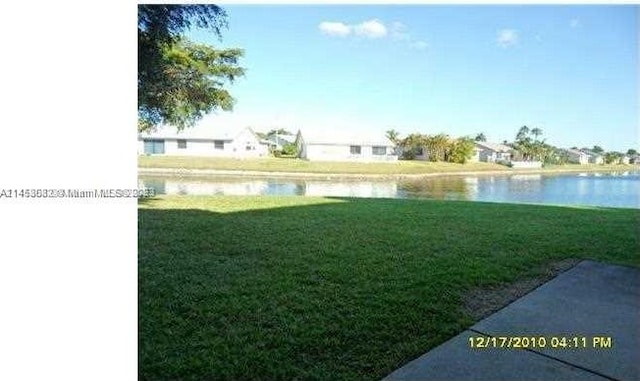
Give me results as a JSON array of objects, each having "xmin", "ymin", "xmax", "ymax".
[
  {"xmin": 564, "ymin": 149, "xmax": 588, "ymax": 164},
  {"xmin": 472, "ymin": 141, "xmax": 513, "ymax": 163},
  {"xmin": 296, "ymin": 130, "xmax": 397, "ymax": 162},
  {"xmin": 581, "ymin": 149, "xmax": 604, "ymax": 164},
  {"xmin": 138, "ymin": 124, "xmax": 269, "ymax": 158}
]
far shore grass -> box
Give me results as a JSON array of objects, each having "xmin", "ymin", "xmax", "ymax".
[
  {"xmin": 138, "ymin": 155, "xmax": 637, "ymax": 176},
  {"xmin": 138, "ymin": 195, "xmax": 640, "ymax": 381}
]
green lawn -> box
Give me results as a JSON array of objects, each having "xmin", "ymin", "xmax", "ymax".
[
  {"xmin": 138, "ymin": 155, "xmax": 637, "ymax": 175},
  {"xmin": 138, "ymin": 196, "xmax": 640, "ymax": 381},
  {"xmin": 138, "ymin": 155, "xmax": 508, "ymax": 174}
]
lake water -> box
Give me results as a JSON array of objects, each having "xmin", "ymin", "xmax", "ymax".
[{"xmin": 139, "ymin": 171, "xmax": 640, "ymax": 209}]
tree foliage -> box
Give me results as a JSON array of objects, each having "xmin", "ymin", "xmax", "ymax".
[
  {"xmin": 138, "ymin": 5, "xmax": 245, "ymax": 132},
  {"xmin": 604, "ymin": 151, "xmax": 622, "ymax": 164},
  {"xmin": 385, "ymin": 129, "xmax": 401, "ymax": 144},
  {"xmin": 474, "ymin": 133, "xmax": 487, "ymax": 142},
  {"xmin": 281, "ymin": 143, "xmax": 299, "ymax": 156},
  {"xmin": 424, "ymin": 134, "xmax": 450, "ymax": 162},
  {"xmin": 513, "ymin": 125, "xmax": 547, "ymax": 161},
  {"xmin": 399, "ymin": 133, "xmax": 426, "ymax": 159},
  {"xmin": 448, "ymin": 137, "xmax": 476, "ymax": 164},
  {"xmin": 266, "ymin": 129, "xmax": 293, "ymax": 137},
  {"xmin": 398, "ymin": 133, "xmax": 475, "ymax": 163}
]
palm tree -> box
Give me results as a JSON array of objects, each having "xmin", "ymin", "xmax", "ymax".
[
  {"xmin": 425, "ymin": 134, "xmax": 450, "ymax": 162},
  {"xmin": 399, "ymin": 133, "xmax": 425, "ymax": 159},
  {"xmin": 385, "ymin": 129, "xmax": 401, "ymax": 145},
  {"xmin": 474, "ymin": 133, "xmax": 487, "ymax": 142},
  {"xmin": 531, "ymin": 127, "xmax": 543, "ymax": 142},
  {"xmin": 516, "ymin": 125, "xmax": 530, "ymax": 143}
]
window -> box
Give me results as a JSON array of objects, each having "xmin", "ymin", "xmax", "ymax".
[
  {"xmin": 372, "ymin": 146, "xmax": 386, "ymax": 155},
  {"xmin": 350, "ymin": 145, "xmax": 362, "ymax": 155},
  {"xmin": 214, "ymin": 140, "xmax": 224, "ymax": 150},
  {"xmin": 416, "ymin": 147, "xmax": 424, "ymax": 156},
  {"xmin": 143, "ymin": 139, "xmax": 165, "ymax": 154},
  {"xmin": 177, "ymin": 139, "xmax": 187, "ymax": 149}
]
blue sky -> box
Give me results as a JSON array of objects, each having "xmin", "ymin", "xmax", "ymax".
[{"xmin": 188, "ymin": 5, "xmax": 638, "ymax": 152}]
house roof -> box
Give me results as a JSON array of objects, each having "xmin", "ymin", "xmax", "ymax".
[
  {"xmin": 139, "ymin": 123, "xmax": 256, "ymax": 141},
  {"xmin": 267, "ymin": 135, "xmax": 297, "ymax": 145},
  {"xmin": 565, "ymin": 148, "xmax": 587, "ymax": 156},
  {"xmin": 581, "ymin": 149, "xmax": 604, "ymax": 157},
  {"xmin": 299, "ymin": 129, "xmax": 393, "ymax": 147},
  {"xmin": 475, "ymin": 141, "xmax": 512, "ymax": 152}
]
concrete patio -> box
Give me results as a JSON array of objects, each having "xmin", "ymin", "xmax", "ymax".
[{"xmin": 383, "ymin": 260, "xmax": 640, "ymax": 381}]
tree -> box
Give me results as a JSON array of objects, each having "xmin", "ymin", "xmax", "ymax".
[
  {"xmin": 386, "ymin": 129, "xmax": 401, "ymax": 155},
  {"xmin": 516, "ymin": 125, "xmax": 530, "ymax": 143},
  {"xmin": 551, "ymin": 148, "xmax": 570, "ymax": 165},
  {"xmin": 448, "ymin": 137, "xmax": 476, "ymax": 164},
  {"xmin": 591, "ymin": 145, "xmax": 604, "ymax": 154},
  {"xmin": 474, "ymin": 133, "xmax": 487, "ymax": 142},
  {"xmin": 399, "ymin": 133, "xmax": 426, "ymax": 160},
  {"xmin": 281, "ymin": 142, "xmax": 298, "ymax": 156},
  {"xmin": 138, "ymin": 5, "xmax": 245, "ymax": 132},
  {"xmin": 386, "ymin": 129, "xmax": 401, "ymax": 145},
  {"xmin": 425, "ymin": 134, "xmax": 450, "ymax": 162},
  {"xmin": 627, "ymin": 148, "xmax": 638, "ymax": 156},
  {"xmin": 266, "ymin": 129, "xmax": 293, "ymax": 137},
  {"xmin": 604, "ymin": 151, "xmax": 622, "ymax": 164},
  {"xmin": 514, "ymin": 125, "xmax": 545, "ymax": 161},
  {"xmin": 531, "ymin": 127, "xmax": 543, "ymax": 142}
]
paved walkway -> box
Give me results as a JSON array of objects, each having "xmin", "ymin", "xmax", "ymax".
[{"xmin": 383, "ymin": 260, "xmax": 640, "ymax": 381}]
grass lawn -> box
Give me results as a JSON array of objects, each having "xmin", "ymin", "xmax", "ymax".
[
  {"xmin": 138, "ymin": 195, "xmax": 640, "ymax": 381},
  {"xmin": 139, "ymin": 155, "xmax": 508, "ymax": 174},
  {"xmin": 138, "ymin": 155, "xmax": 637, "ymax": 175}
]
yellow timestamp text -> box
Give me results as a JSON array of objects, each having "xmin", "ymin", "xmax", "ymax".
[{"xmin": 469, "ymin": 336, "xmax": 613, "ymax": 349}]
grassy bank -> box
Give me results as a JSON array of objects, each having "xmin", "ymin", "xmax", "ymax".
[
  {"xmin": 139, "ymin": 155, "xmax": 507, "ymax": 174},
  {"xmin": 138, "ymin": 155, "xmax": 637, "ymax": 176},
  {"xmin": 138, "ymin": 196, "xmax": 640, "ymax": 381}
]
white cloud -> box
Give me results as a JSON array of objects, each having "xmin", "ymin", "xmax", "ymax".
[
  {"xmin": 354, "ymin": 19, "xmax": 388, "ymax": 39},
  {"xmin": 318, "ymin": 19, "xmax": 427, "ymax": 51},
  {"xmin": 570, "ymin": 18, "xmax": 580, "ymax": 28},
  {"xmin": 497, "ymin": 29, "xmax": 519, "ymax": 48},
  {"xmin": 318, "ymin": 21, "xmax": 351, "ymax": 37}
]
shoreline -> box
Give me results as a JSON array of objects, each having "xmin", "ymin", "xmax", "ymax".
[{"xmin": 138, "ymin": 165, "xmax": 638, "ymax": 180}]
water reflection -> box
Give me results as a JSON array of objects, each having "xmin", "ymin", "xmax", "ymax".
[
  {"xmin": 139, "ymin": 170, "xmax": 640, "ymax": 208},
  {"xmin": 305, "ymin": 182, "xmax": 397, "ymax": 198},
  {"xmin": 398, "ymin": 177, "xmax": 470, "ymax": 200}
]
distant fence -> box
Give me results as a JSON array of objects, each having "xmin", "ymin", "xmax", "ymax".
[{"xmin": 510, "ymin": 161, "xmax": 543, "ymax": 169}]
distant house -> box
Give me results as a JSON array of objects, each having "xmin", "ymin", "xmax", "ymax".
[
  {"xmin": 582, "ymin": 150, "xmax": 604, "ymax": 165},
  {"xmin": 297, "ymin": 130, "xmax": 397, "ymax": 162},
  {"xmin": 620, "ymin": 155, "xmax": 631, "ymax": 165},
  {"xmin": 581, "ymin": 149, "xmax": 604, "ymax": 164},
  {"xmin": 266, "ymin": 134, "xmax": 298, "ymax": 151},
  {"xmin": 472, "ymin": 142, "xmax": 513, "ymax": 163},
  {"xmin": 565, "ymin": 149, "xmax": 590, "ymax": 165},
  {"xmin": 138, "ymin": 124, "xmax": 269, "ymax": 158}
]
